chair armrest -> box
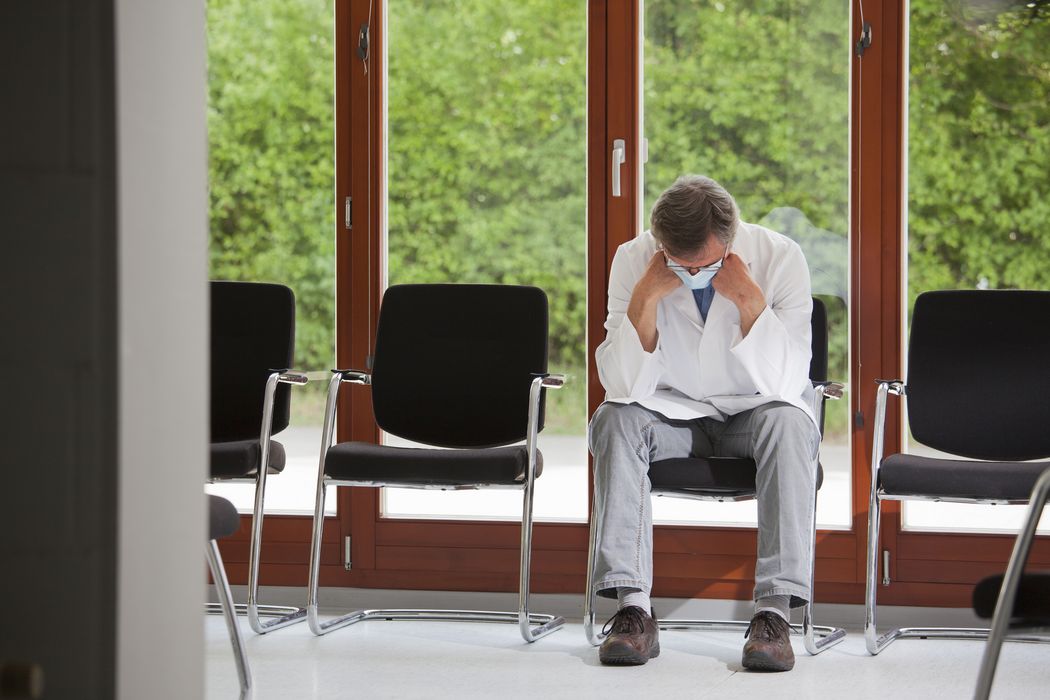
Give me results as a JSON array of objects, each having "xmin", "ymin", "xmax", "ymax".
[
  {"xmin": 332, "ymin": 368, "xmax": 371, "ymax": 385},
  {"xmin": 813, "ymin": 380, "xmax": 846, "ymax": 400},
  {"xmin": 277, "ymin": 371, "xmax": 309, "ymax": 386},
  {"xmin": 540, "ymin": 373, "xmax": 568, "ymax": 390},
  {"xmin": 875, "ymin": 378, "xmax": 906, "ymax": 396}
]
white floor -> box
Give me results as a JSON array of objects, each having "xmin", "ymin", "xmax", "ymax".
[{"xmin": 206, "ymin": 604, "xmax": 1047, "ymax": 699}]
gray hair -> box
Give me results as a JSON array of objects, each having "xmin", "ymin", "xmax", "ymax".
[{"xmin": 649, "ymin": 175, "xmax": 739, "ymax": 257}]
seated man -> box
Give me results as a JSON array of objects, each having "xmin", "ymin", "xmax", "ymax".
[{"xmin": 590, "ymin": 175, "xmax": 818, "ymax": 672}]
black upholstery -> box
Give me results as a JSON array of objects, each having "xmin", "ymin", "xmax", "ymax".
[
  {"xmin": 880, "ymin": 454, "xmax": 1050, "ymax": 501},
  {"xmin": 324, "ymin": 442, "xmax": 542, "ymax": 486},
  {"xmin": 974, "ymin": 572, "xmax": 1050, "ymax": 624},
  {"xmin": 809, "ymin": 296, "xmax": 828, "ymax": 383},
  {"xmin": 907, "ymin": 290, "xmax": 1050, "ymax": 462},
  {"xmin": 370, "ymin": 284, "xmax": 548, "ymax": 448},
  {"xmin": 324, "ymin": 284, "xmax": 549, "ymax": 488},
  {"xmin": 211, "ymin": 281, "xmax": 295, "ymax": 444},
  {"xmin": 648, "ymin": 297, "xmax": 830, "ymax": 498},
  {"xmin": 210, "ymin": 439, "xmax": 287, "ymax": 480},
  {"xmin": 650, "ymin": 458, "xmax": 824, "ymax": 497},
  {"xmin": 208, "ymin": 495, "xmax": 240, "ymax": 541}
]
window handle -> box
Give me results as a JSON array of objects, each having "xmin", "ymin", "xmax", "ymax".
[{"xmin": 611, "ymin": 139, "xmax": 626, "ymax": 197}]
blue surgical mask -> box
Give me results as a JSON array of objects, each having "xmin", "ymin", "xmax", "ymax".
[
  {"xmin": 664, "ymin": 246, "xmax": 727, "ymax": 290},
  {"xmin": 670, "ymin": 266, "xmax": 719, "ymax": 290}
]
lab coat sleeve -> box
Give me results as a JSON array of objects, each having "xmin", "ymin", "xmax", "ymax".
[
  {"xmin": 729, "ymin": 242, "xmax": 813, "ymax": 398},
  {"xmin": 595, "ymin": 246, "xmax": 665, "ymax": 401}
]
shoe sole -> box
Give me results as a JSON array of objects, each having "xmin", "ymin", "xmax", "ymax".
[
  {"xmin": 741, "ymin": 650, "xmax": 794, "ymax": 672},
  {"xmin": 599, "ymin": 642, "xmax": 661, "ymax": 666}
]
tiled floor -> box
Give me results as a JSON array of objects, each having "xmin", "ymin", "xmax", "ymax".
[{"xmin": 206, "ymin": 615, "xmax": 1046, "ymax": 699}]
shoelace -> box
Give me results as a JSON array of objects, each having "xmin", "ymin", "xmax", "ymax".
[
  {"xmin": 601, "ymin": 606, "xmax": 651, "ymax": 637},
  {"xmin": 743, "ymin": 611, "xmax": 791, "ymax": 641}
]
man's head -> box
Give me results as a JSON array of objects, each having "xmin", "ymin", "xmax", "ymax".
[{"xmin": 650, "ymin": 175, "xmax": 739, "ymax": 262}]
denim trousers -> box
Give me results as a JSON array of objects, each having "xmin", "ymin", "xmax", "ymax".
[{"xmin": 588, "ymin": 400, "xmax": 820, "ymax": 607}]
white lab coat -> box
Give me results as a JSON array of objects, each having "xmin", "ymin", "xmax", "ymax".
[{"xmin": 595, "ymin": 222, "xmax": 816, "ymax": 426}]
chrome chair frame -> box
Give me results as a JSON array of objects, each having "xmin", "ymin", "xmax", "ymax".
[
  {"xmin": 974, "ymin": 468, "xmax": 1050, "ymax": 700},
  {"xmin": 865, "ymin": 380, "xmax": 1050, "ymax": 654},
  {"xmin": 306, "ymin": 369, "xmax": 567, "ymax": 643},
  {"xmin": 206, "ymin": 370, "xmax": 310, "ymax": 634},
  {"xmin": 207, "ymin": 538, "xmax": 252, "ymax": 700},
  {"xmin": 583, "ymin": 382, "xmax": 848, "ymax": 655}
]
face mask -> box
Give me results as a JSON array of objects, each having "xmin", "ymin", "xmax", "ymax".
[
  {"xmin": 670, "ymin": 266, "xmax": 719, "ymax": 290},
  {"xmin": 665, "ymin": 246, "xmax": 726, "ymax": 290}
]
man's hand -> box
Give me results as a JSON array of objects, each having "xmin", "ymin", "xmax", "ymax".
[
  {"xmin": 711, "ymin": 253, "xmax": 766, "ymax": 336},
  {"xmin": 627, "ymin": 252, "xmax": 681, "ymax": 352}
]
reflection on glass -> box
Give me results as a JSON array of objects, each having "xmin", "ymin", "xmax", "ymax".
[
  {"xmin": 204, "ymin": 0, "xmax": 336, "ymax": 514},
  {"xmin": 382, "ymin": 1, "xmax": 588, "ymax": 522},
  {"xmin": 903, "ymin": 0, "xmax": 1050, "ymax": 533},
  {"xmin": 643, "ymin": 0, "xmax": 852, "ymax": 528}
]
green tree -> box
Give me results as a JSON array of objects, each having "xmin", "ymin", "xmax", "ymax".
[
  {"xmin": 907, "ymin": 0, "xmax": 1050, "ymax": 310},
  {"xmin": 207, "ymin": 0, "xmax": 336, "ymax": 372}
]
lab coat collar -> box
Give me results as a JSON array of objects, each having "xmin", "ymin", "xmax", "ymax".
[{"xmin": 663, "ymin": 222, "xmax": 757, "ymax": 327}]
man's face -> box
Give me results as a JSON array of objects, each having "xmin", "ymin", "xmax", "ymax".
[{"xmin": 662, "ymin": 237, "xmax": 728, "ymax": 275}]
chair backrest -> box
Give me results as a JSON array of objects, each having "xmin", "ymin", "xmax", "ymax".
[
  {"xmin": 809, "ymin": 296, "xmax": 828, "ymax": 383},
  {"xmin": 907, "ymin": 290, "xmax": 1050, "ymax": 461},
  {"xmin": 371, "ymin": 284, "xmax": 548, "ymax": 448},
  {"xmin": 211, "ymin": 281, "xmax": 295, "ymax": 442}
]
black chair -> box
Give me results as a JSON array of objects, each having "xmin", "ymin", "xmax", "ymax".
[
  {"xmin": 306, "ymin": 284, "xmax": 566, "ymax": 642},
  {"xmin": 208, "ymin": 281, "xmax": 308, "ymax": 634},
  {"xmin": 207, "ymin": 495, "xmax": 252, "ymax": 700},
  {"xmin": 972, "ymin": 467, "xmax": 1050, "ymax": 699},
  {"xmin": 583, "ymin": 296, "xmax": 848, "ymax": 655},
  {"xmin": 865, "ymin": 290, "xmax": 1050, "ymax": 654}
]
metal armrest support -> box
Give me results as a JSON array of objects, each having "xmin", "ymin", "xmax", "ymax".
[
  {"xmin": 240, "ymin": 370, "xmax": 314, "ymax": 633},
  {"xmin": 864, "ymin": 378, "xmax": 908, "ymax": 653}
]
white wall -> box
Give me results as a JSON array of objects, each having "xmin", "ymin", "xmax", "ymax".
[{"xmin": 116, "ymin": 1, "xmax": 208, "ymax": 697}]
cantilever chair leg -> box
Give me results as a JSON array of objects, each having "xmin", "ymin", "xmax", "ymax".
[
  {"xmin": 307, "ymin": 372, "xmax": 564, "ymax": 642},
  {"xmin": 206, "ymin": 371, "xmax": 308, "ymax": 633},
  {"xmin": 207, "ymin": 540, "xmax": 252, "ymax": 700},
  {"xmin": 204, "ymin": 467, "xmax": 307, "ymax": 631},
  {"xmin": 863, "ymin": 383, "xmax": 995, "ymax": 654}
]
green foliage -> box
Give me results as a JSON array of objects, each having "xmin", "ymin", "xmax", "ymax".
[
  {"xmin": 385, "ymin": 0, "xmax": 588, "ymax": 376},
  {"xmin": 907, "ymin": 0, "xmax": 1050, "ymax": 312},
  {"xmin": 206, "ymin": 0, "xmax": 1047, "ymax": 438},
  {"xmin": 207, "ymin": 0, "xmax": 336, "ymax": 371}
]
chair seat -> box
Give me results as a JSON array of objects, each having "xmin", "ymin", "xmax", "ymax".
[
  {"xmin": 973, "ymin": 572, "xmax": 1050, "ymax": 624},
  {"xmin": 324, "ymin": 441, "xmax": 543, "ymax": 487},
  {"xmin": 649, "ymin": 457, "xmax": 824, "ymax": 498},
  {"xmin": 880, "ymin": 454, "xmax": 1050, "ymax": 501},
  {"xmin": 210, "ymin": 439, "xmax": 286, "ymax": 479},
  {"xmin": 208, "ymin": 495, "xmax": 240, "ymax": 541}
]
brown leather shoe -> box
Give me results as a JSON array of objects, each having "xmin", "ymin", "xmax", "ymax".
[
  {"xmin": 742, "ymin": 611, "xmax": 795, "ymax": 672},
  {"xmin": 598, "ymin": 606, "xmax": 660, "ymax": 666}
]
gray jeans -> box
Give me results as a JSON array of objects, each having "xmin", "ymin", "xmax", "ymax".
[{"xmin": 588, "ymin": 401, "xmax": 820, "ymax": 607}]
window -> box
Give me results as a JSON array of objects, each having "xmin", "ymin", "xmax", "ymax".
[{"xmin": 903, "ymin": 0, "xmax": 1050, "ymax": 534}]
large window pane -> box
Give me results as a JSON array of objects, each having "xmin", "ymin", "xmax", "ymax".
[
  {"xmin": 903, "ymin": 0, "xmax": 1050, "ymax": 533},
  {"xmin": 204, "ymin": 0, "xmax": 336, "ymax": 515},
  {"xmin": 381, "ymin": 1, "xmax": 588, "ymax": 522},
  {"xmin": 643, "ymin": 0, "xmax": 852, "ymax": 528}
]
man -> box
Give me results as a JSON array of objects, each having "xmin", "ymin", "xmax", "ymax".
[{"xmin": 590, "ymin": 175, "xmax": 818, "ymax": 672}]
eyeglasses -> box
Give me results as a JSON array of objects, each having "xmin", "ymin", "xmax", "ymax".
[{"xmin": 663, "ymin": 244, "xmax": 729, "ymax": 275}]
